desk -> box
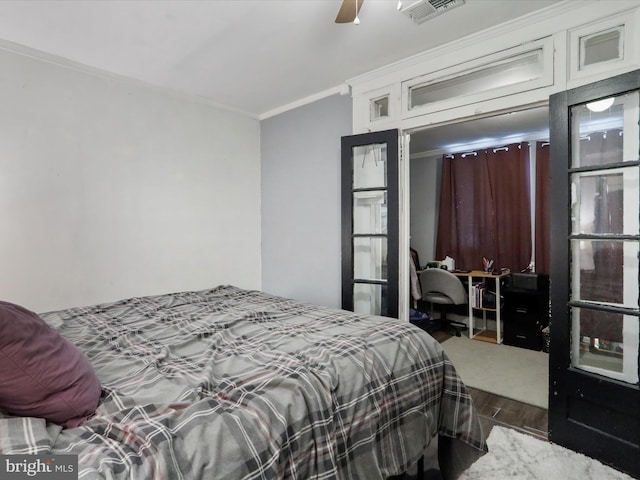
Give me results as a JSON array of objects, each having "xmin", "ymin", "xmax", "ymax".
[{"xmin": 451, "ymin": 270, "xmax": 510, "ymax": 344}]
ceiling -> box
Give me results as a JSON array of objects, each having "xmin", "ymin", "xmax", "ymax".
[
  {"xmin": 409, "ymin": 105, "xmax": 550, "ymax": 156},
  {"xmin": 0, "ymin": 0, "xmax": 559, "ymax": 118}
]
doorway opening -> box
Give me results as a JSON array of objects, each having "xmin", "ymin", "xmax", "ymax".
[
  {"xmin": 408, "ymin": 105, "xmax": 549, "ymax": 268},
  {"xmin": 406, "ymin": 105, "xmax": 551, "ymax": 411}
]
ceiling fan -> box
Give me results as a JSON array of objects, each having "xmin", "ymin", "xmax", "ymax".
[
  {"xmin": 335, "ymin": 0, "xmax": 364, "ymax": 24},
  {"xmin": 335, "ymin": 0, "xmax": 466, "ymax": 24}
]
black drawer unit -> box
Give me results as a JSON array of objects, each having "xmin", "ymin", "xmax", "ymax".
[{"xmin": 503, "ymin": 274, "xmax": 549, "ymax": 351}]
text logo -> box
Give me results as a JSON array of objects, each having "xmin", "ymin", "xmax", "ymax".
[{"xmin": 0, "ymin": 455, "xmax": 77, "ymax": 479}]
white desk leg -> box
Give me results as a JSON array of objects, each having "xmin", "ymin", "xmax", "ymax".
[
  {"xmin": 468, "ymin": 276, "xmax": 474, "ymax": 338},
  {"xmin": 496, "ymin": 277, "xmax": 501, "ymax": 344}
]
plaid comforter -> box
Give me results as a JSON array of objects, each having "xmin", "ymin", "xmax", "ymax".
[{"xmin": 0, "ymin": 285, "xmax": 486, "ymax": 479}]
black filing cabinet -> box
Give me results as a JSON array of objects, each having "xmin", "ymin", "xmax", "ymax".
[{"xmin": 503, "ymin": 274, "xmax": 549, "ymax": 351}]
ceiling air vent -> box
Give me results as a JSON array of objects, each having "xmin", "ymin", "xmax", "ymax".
[{"xmin": 399, "ymin": 0, "xmax": 465, "ymax": 24}]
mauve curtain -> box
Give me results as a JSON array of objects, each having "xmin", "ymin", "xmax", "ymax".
[
  {"xmin": 436, "ymin": 142, "xmax": 532, "ymax": 272},
  {"xmin": 535, "ymin": 142, "xmax": 550, "ymax": 274}
]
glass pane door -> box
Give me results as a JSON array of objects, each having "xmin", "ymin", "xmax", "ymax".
[
  {"xmin": 342, "ymin": 130, "xmax": 399, "ymax": 318},
  {"xmin": 549, "ymin": 68, "xmax": 640, "ymax": 479}
]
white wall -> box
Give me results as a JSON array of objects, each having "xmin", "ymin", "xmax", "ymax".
[
  {"xmin": 261, "ymin": 94, "xmax": 352, "ymax": 309},
  {"xmin": 0, "ymin": 46, "xmax": 261, "ymax": 312},
  {"xmin": 409, "ymin": 155, "xmax": 440, "ymax": 265}
]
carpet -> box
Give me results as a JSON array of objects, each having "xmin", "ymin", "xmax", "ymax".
[
  {"xmin": 459, "ymin": 426, "xmax": 634, "ymax": 480},
  {"xmin": 440, "ymin": 336, "xmax": 548, "ymax": 409}
]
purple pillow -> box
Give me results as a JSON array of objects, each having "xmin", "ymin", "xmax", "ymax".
[{"xmin": 0, "ymin": 301, "xmax": 101, "ymax": 428}]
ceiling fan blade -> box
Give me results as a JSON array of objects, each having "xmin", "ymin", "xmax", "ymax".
[{"xmin": 335, "ymin": 0, "xmax": 364, "ymax": 23}]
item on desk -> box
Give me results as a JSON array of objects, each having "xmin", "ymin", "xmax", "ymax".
[
  {"xmin": 482, "ymin": 257, "xmax": 494, "ymax": 273},
  {"xmin": 442, "ymin": 256, "xmax": 455, "ymax": 271}
]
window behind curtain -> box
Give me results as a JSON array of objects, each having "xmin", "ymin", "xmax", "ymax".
[{"xmin": 435, "ymin": 142, "xmax": 532, "ymax": 272}]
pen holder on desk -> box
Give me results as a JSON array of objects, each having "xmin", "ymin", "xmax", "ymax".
[{"xmin": 482, "ymin": 257, "xmax": 494, "ymax": 273}]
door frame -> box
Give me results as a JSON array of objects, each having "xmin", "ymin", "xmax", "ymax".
[{"xmin": 399, "ymin": 131, "xmax": 411, "ymax": 322}]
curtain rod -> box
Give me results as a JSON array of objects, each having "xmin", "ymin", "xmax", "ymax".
[{"xmin": 449, "ymin": 141, "xmax": 532, "ymax": 158}]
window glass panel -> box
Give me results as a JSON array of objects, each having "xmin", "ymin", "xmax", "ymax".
[
  {"xmin": 571, "ymin": 307, "xmax": 638, "ymax": 383},
  {"xmin": 574, "ymin": 129, "xmax": 624, "ymax": 167},
  {"xmin": 574, "ymin": 308, "xmax": 624, "ymax": 372},
  {"xmin": 353, "ymin": 144, "xmax": 387, "ymax": 189},
  {"xmin": 354, "ymin": 191, "xmax": 387, "ymax": 234},
  {"xmin": 353, "ymin": 283, "xmax": 387, "ymax": 316},
  {"xmin": 580, "ymin": 28, "xmax": 622, "ymax": 68},
  {"xmin": 571, "ymin": 239, "xmax": 639, "ymax": 309},
  {"xmin": 571, "ymin": 169, "xmax": 639, "ymax": 235},
  {"xmin": 354, "ymin": 237, "xmax": 387, "ymax": 281},
  {"xmin": 571, "ymin": 91, "xmax": 639, "ymax": 168},
  {"xmin": 409, "ymin": 49, "xmax": 543, "ymax": 109},
  {"xmin": 370, "ymin": 96, "xmax": 389, "ymax": 121}
]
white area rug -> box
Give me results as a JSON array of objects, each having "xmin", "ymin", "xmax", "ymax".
[
  {"xmin": 440, "ymin": 336, "xmax": 548, "ymax": 408},
  {"xmin": 459, "ymin": 426, "xmax": 634, "ymax": 480}
]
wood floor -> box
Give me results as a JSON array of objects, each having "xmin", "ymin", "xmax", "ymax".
[
  {"xmin": 391, "ymin": 327, "xmax": 549, "ymax": 480},
  {"xmin": 431, "ymin": 329, "xmax": 549, "ymax": 442}
]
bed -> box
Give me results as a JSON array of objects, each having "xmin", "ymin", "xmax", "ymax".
[{"xmin": 0, "ymin": 285, "xmax": 486, "ymax": 479}]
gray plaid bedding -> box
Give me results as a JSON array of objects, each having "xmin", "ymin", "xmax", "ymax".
[{"xmin": 0, "ymin": 285, "xmax": 486, "ymax": 479}]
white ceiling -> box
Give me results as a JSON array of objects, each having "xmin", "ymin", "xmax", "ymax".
[
  {"xmin": 0, "ymin": 0, "xmax": 559, "ymax": 118},
  {"xmin": 409, "ymin": 105, "xmax": 550, "ymax": 156}
]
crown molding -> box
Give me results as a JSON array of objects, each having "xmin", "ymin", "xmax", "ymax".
[
  {"xmin": 259, "ymin": 83, "xmax": 350, "ymax": 121},
  {"xmin": 0, "ymin": 37, "xmax": 258, "ymax": 119}
]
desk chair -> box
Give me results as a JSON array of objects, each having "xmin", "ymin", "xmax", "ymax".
[{"xmin": 420, "ymin": 268, "xmax": 468, "ymax": 337}]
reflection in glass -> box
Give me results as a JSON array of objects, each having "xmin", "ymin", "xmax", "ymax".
[
  {"xmin": 573, "ymin": 307, "xmax": 625, "ymax": 374},
  {"xmin": 353, "ymin": 283, "xmax": 387, "ymax": 316},
  {"xmin": 574, "ymin": 127, "xmax": 624, "ymax": 167},
  {"xmin": 354, "ymin": 191, "xmax": 387, "ymax": 234},
  {"xmin": 571, "ymin": 91, "xmax": 639, "ymax": 168},
  {"xmin": 354, "ymin": 237, "xmax": 387, "ymax": 281},
  {"xmin": 353, "ymin": 144, "xmax": 387, "ymax": 189},
  {"xmin": 568, "ymin": 87, "xmax": 640, "ymax": 385},
  {"xmin": 571, "ymin": 239, "xmax": 639, "ymax": 307},
  {"xmin": 571, "ymin": 171, "xmax": 628, "ymax": 235}
]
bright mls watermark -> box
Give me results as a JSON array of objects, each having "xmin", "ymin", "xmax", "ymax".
[{"xmin": 0, "ymin": 455, "xmax": 77, "ymax": 479}]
